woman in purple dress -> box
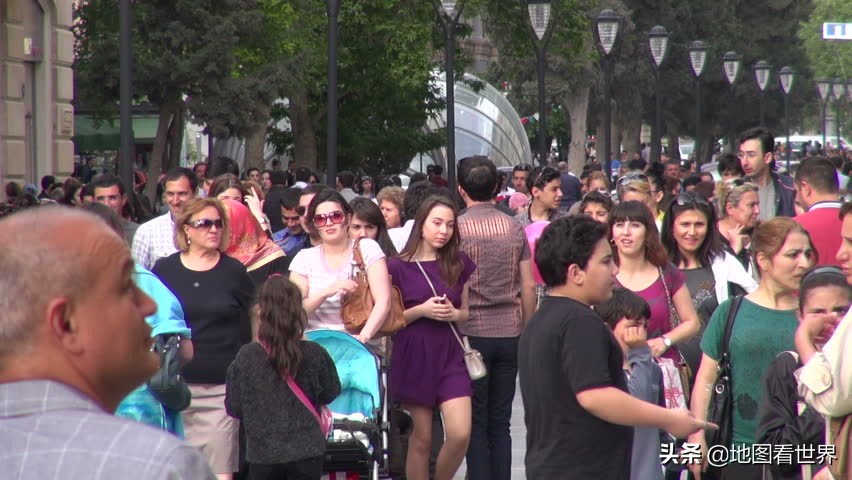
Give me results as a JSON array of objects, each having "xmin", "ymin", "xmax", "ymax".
[{"xmin": 387, "ymin": 195, "xmax": 476, "ymax": 480}]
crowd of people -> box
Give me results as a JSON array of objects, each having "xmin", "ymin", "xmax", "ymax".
[{"xmin": 2, "ymin": 125, "xmax": 852, "ymax": 480}]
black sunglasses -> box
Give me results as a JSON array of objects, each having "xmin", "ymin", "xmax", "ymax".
[
  {"xmin": 675, "ymin": 192, "xmax": 710, "ymax": 207},
  {"xmin": 513, "ymin": 164, "xmax": 532, "ymax": 173},
  {"xmin": 188, "ymin": 218, "xmax": 224, "ymax": 229},
  {"xmin": 617, "ymin": 171, "xmax": 649, "ymax": 187}
]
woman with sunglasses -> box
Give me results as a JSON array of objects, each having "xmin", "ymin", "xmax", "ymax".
[
  {"xmin": 579, "ymin": 190, "xmax": 614, "ymax": 223},
  {"xmin": 288, "ymin": 189, "xmax": 392, "ymax": 345},
  {"xmin": 616, "ymin": 171, "xmax": 664, "ymax": 230},
  {"xmin": 349, "ymin": 197, "xmax": 398, "ymax": 257},
  {"xmin": 387, "ymin": 195, "xmax": 476, "ymax": 480},
  {"xmin": 515, "ymin": 166, "xmax": 567, "ymax": 228},
  {"xmin": 609, "ymin": 201, "xmax": 701, "ymax": 365},
  {"xmin": 716, "ymin": 180, "xmax": 761, "ymax": 271},
  {"xmin": 660, "ymin": 192, "xmax": 757, "ymax": 378},
  {"xmin": 756, "ymin": 266, "xmax": 850, "ymax": 480},
  {"xmin": 153, "ymin": 197, "xmax": 256, "ymax": 480},
  {"xmin": 688, "ymin": 218, "xmax": 815, "ymax": 480}
]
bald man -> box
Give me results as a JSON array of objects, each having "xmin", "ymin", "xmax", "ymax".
[{"xmin": 0, "ymin": 207, "xmax": 214, "ymax": 479}]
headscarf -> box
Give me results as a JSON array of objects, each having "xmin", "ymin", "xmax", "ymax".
[{"xmin": 223, "ymin": 199, "xmax": 285, "ymax": 271}]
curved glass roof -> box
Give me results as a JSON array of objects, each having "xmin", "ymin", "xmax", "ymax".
[{"xmin": 410, "ymin": 72, "xmax": 532, "ymax": 173}]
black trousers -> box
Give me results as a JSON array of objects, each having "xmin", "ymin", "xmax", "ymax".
[{"xmin": 248, "ymin": 457, "xmax": 324, "ymax": 480}]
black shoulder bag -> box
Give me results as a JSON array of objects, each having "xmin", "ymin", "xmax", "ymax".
[
  {"xmin": 705, "ymin": 295, "xmax": 743, "ymax": 450},
  {"xmin": 147, "ymin": 334, "xmax": 192, "ymax": 412}
]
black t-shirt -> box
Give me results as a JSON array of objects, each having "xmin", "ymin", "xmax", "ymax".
[
  {"xmin": 153, "ymin": 253, "xmax": 256, "ymax": 384},
  {"xmin": 519, "ymin": 296, "xmax": 633, "ymax": 479}
]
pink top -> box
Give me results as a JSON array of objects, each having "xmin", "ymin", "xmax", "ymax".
[{"xmin": 289, "ymin": 238, "xmax": 385, "ymax": 332}]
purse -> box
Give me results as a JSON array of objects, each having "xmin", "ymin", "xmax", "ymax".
[
  {"xmin": 414, "ymin": 260, "xmax": 487, "ymax": 381},
  {"xmin": 705, "ymin": 295, "xmax": 743, "ymax": 451},
  {"xmin": 147, "ymin": 334, "xmax": 192, "ymax": 412},
  {"xmin": 659, "ymin": 266, "xmax": 693, "ymax": 404},
  {"xmin": 287, "ymin": 375, "xmax": 333, "ymax": 437},
  {"xmin": 341, "ymin": 238, "xmax": 407, "ymax": 337}
]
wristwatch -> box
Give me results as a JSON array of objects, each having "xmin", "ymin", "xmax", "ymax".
[{"xmin": 662, "ymin": 335, "xmax": 673, "ymax": 348}]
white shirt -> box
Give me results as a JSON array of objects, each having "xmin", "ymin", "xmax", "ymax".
[
  {"xmin": 388, "ymin": 219, "xmax": 415, "ymax": 253},
  {"xmin": 131, "ymin": 213, "xmax": 178, "ymax": 270}
]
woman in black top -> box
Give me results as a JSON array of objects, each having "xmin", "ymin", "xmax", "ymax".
[
  {"xmin": 153, "ymin": 197, "xmax": 255, "ymax": 480},
  {"xmin": 226, "ymin": 274, "xmax": 340, "ymax": 480}
]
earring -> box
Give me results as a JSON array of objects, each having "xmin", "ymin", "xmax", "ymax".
[{"xmin": 186, "ymin": 235, "xmax": 191, "ymax": 246}]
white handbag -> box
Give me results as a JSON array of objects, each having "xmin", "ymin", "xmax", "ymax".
[{"xmin": 415, "ymin": 261, "xmax": 487, "ymax": 381}]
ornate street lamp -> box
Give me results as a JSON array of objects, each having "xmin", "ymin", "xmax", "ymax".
[
  {"xmin": 596, "ymin": 9, "xmax": 621, "ymax": 181},
  {"xmin": 753, "ymin": 60, "xmax": 771, "ymax": 126},
  {"xmin": 648, "ymin": 26, "xmax": 668, "ymax": 164},
  {"xmin": 817, "ymin": 78, "xmax": 832, "ymax": 150},
  {"xmin": 437, "ymin": 0, "xmax": 466, "ymax": 189},
  {"xmin": 722, "ymin": 51, "xmax": 742, "ymax": 151},
  {"xmin": 689, "ymin": 41, "xmax": 708, "ymax": 166},
  {"xmin": 779, "ymin": 67, "xmax": 795, "ymax": 170},
  {"xmin": 527, "ymin": 0, "xmax": 553, "ymax": 166}
]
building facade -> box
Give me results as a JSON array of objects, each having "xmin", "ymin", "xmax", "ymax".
[{"xmin": 1, "ymin": 0, "xmax": 75, "ymax": 197}]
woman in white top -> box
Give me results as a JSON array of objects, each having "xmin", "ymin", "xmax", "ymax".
[{"xmin": 289, "ymin": 189, "xmax": 391, "ymax": 344}]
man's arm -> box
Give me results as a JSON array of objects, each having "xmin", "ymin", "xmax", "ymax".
[
  {"xmin": 518, "ymin": 259, "xmax": 536, "ymax": 326},
  {"xmin": 796, "ymin": 310, "xmax": 852, "ymax": 416}
]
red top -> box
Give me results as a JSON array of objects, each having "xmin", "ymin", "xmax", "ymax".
[{"xmin": 794, "ymin": 203, "xmax": 843, "ymax": 266}]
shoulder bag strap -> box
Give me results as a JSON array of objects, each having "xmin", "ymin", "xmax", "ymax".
[
  {"xmin": 352, "ymin": 238, "xmax": 365, "ymax": 268},
  {"xmin": 286, "ymin": 375, "xmax": 323, "ymax": 427},
  {"xmin": 719, "ymin": 295, "xmax": 743, "ymax": 373},
  {"xmin": 659, "ymin": 266, "xmax": 681, "ymax": 329},
  {"xmin": 414, "ymin": 260, "xmax": 467, "ymax": 352}
]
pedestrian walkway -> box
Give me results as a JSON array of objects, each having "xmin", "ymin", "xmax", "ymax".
[{"xmin": 453, "ymin": 379, "xmax": 526, "ymax": 480}]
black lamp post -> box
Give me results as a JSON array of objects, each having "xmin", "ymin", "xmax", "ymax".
[
  {"xmin": 325, "ymin": 0, "xmax": 340, "ymax": 187},
  {"xmin": 119, "ymin": 0, "xmax": 134, "ymax": 193},
  {"xmin": 689, "ymin": 41, "xmax": 707, "ymax": 167},
  {"xmin": 833, "ymin": 78, "xmax": 846, "ymax": 149},
  {"xmin": 527, "ymin": 0, "xmax": 553, "ymax": 166},
  {"xmin": 817, "ymin": 78, "xmax": 832, "ymax": 151},
  {"xmin": 648, "ymin": 26, "xmax": 669, "ymax": 164},
  {"xmin": 753, "ymin": 60, "xmax": 771, "ymax": 126},
  {"xmin": 722, "ymin": 51, "xmax": 742, "ymax": 150},
  {"xmin": 437, "ymin": 0, "xmax": 466, "ymax": 190},
  {"xmin": 779, "ymin": 66, "xmax": 795, "ymax": 170},
  {"xmin": 595, "ymin": 9, "xmax": 621, "ymax": 182}
]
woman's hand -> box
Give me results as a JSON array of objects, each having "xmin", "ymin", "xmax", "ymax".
[
  {"xmin": 355, "ymin": 333, "xmax": 371, "ymax": 344},
  {"xmin": 324, "ymin": 279, "xmax": 359, "ymax": 299},
  {"xmin": 686, "ymin": 430, "xmax": 708, "ymax": 478},
  {"xmin": 726, "ymin": 223, "xmax": 747, "ymax": 254},
  {"xmin": 244, "ymin": 187, "xmax": 267, "ymax": 228},
  {"xmin": 419, "ymin": 295, "xmax": 453, "ymax": 322},
  {"xmin": 647, "ymin": 337, "xmax": 669, "ymax": 358}
]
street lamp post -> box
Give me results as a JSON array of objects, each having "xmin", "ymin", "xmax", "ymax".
[
  {"xmin": 722, "ymin": 51, "xmax": 742, "ymax": 151},
  {"xmin": 648, "ymin": 26, "xmax": 669, "ymax": 165},
  {"xmin": 119, "ymin": 0, "xmax": 134, "ymax": 193},
  {"xmin": 326, "ymin": 0, "xmax": 341, "ymax": 187},
  {"xmin": 689, "ymin": 41, "xmax": 707, "ymax": 167},
  {"xmin": 817, "ymin": 78, "xmax": 832, "ymax": 151},
  {"xmin": 527, "ymin": 0, "xmax": 553, "ymax": 167},
  {"xmin": 833, "ymin": 78, "xmax": 846, "ymax": 149},
  {"xmin": 438, "ymin": 0, "xmax": 466, "ymax": 190},
  {"xmin": 753, "ymin": 60, "xmax": 771, "ymax": 126},
  {"xmin": 596, "ymin": 9, "xmax": 621, "ymax": 182},
  {"xmin": 779, "ymin": 66, "xmax": 795, "ymax": 171}
]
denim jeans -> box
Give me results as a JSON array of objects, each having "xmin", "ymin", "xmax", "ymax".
[{"xmin": 465, "ymin": 336, "xmax": 519, "ymax": 480}]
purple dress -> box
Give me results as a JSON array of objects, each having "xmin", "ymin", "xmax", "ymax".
[{"xmin": 387, "ymin": 255, "xmax": 476, "ymax": 407}]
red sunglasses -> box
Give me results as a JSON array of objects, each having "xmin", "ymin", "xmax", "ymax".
[{"xmin": 313, "ymin": 211, "xmax": 345, "ymax": 227}]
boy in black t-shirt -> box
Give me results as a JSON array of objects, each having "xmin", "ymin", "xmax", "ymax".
[{"xmin": 518, "ymin": 216, "xmax": 712, "ymax": 479}]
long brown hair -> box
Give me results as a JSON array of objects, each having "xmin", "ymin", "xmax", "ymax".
[
  {"xmin": 256, "ymin": 274, "xmax": 307, "ymax": 376},
  {"xmin": 399, "ymin": 195, "xmax": 463, "ymax": 287},
  {"xmin": 608, "ymin": 200, "xmax": 669, "ymax": 267}
]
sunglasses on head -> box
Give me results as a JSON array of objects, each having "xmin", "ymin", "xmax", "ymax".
[
  {"xmin": 726, "ymin": 178, "xmax": 756, "ymax": 191},
  {"xmin": 513, "ymin": 164, "xmax": 532, "ymax": 173},
  {"xmin": 617, "ymin": 171, "xmax": 649, "ymax": 187},
  {"xmin": 675, "ymin": 192, "xmax": 710, "ymax": 207},
  {"xmin": 313, "ymin": 211, "xmax": 346, "ymax": 227},
  {"xmin": 188, "ymin": 218, "xmax": 223, "ymax": 229}
]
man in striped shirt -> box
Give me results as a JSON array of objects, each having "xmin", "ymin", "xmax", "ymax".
[{"xmin": 457, "ymin": 155, "xmax": 537, "ymax": 480}]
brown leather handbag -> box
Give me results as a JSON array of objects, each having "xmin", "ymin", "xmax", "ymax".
[{"xmin": 341, "ymin": 238, "xmax": 406, "ymax": 337}]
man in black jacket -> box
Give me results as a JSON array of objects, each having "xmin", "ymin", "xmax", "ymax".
[{"xmin": 738, "ymin": 127, "xmax": 796, "ymax": 219}]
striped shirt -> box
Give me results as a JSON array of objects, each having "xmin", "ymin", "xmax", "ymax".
[
  {"xmin": 458, "ymin": 203, "xmax": 530, "ymax": 338},
  {"xmin": 0, "ymin": 380, "xmax": 215, "ymax": 479},
  {"xmin": 132, "ymin": 212, "xmax": 178, "ymax": 270}
]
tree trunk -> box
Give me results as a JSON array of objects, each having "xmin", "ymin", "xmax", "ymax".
[
  {"xmin": 288, "ymin": 89, "xmax": 318, "ymax": 171},
  {"xmin": 144, "ymin": 102, "xmax": 176, "ymax": 204},
  {"xmin": 166, "ymin": 106, "xmax": 184, "ymax": 171},
  {"xmin": 244, "ymin": 103, "xmax": 272, "ymax": 173},
  {"xmin": 619, "ymin": 111, "xmax": 642, "ymax": 157},
  {"xmin": 667, "ymin": 124, "xmax": 680, "ymax": 162},
  {"xmin": 562, "ymin": 84, "xmax": 591, "ymax": 175}
]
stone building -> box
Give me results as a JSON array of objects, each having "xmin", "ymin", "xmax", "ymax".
[{"xmin": 1, "ymin": 0, "xmax": 75, "ymax": 196}]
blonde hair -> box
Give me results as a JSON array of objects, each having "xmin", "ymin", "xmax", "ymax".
[
  {"xmin": 377, "ymin": 186, "xmax": 404, "ymax": 212},
  {"xmin": 174, "ymin": 197, "xmax": 230, "ymax": 252},
  {"xmin": 585, "ymin": 171, "xmax": 610, "ymax": 190},
  {"xmin": 716, "ymin": 180, "xmax": 759, "ymax": 219},
  {"xmin": 616, "ymin": 171, "xmax": 652, "ymax": 201}
]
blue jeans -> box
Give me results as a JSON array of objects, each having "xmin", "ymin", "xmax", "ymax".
[{"xmin": 465, "ymin": 336, "xmax": 519, "ymax": 480}]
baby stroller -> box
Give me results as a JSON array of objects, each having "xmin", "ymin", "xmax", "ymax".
[{"xmin": 306, "ymin": 330, "xmax": 390, "ymax": 480}]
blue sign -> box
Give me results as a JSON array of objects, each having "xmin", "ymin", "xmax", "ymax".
[{"xmin": 824, "ymin": 23, "xmax": 852, "ymax": 40}]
